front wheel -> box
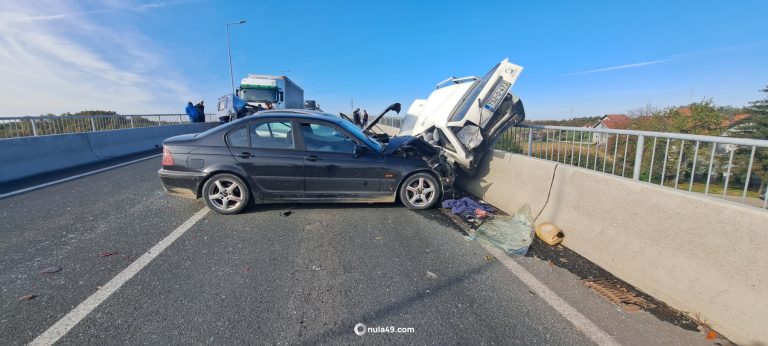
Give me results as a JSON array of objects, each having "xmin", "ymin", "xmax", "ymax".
[
  {"xmin": 202, "ymin": 173, "xmax": 250, "ymax": 215},
  {"xmin": 399, "ymin": 173, "xmax": 441, "ymax": 210}
]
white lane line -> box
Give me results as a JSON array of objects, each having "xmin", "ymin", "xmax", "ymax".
[
  {"xmin": 0, "ymin": 154, "xmax": 162, "ymax": 200},
  {"xmin": 30, "ymin": 207, "xmax": 210, "ymax": 346},
  {"xmin": 480, "ymin": 243, "xmax": 621, "ymax": 346}
]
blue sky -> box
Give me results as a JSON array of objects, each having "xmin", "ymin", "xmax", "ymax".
[{"xmin": 0, "ymin": 0, "xmax": 766, "ymax": 119}]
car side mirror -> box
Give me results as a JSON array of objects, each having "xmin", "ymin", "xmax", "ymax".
[{"xmin": 353, "ymin": 145, "xmax": 368, "ymax": 158}]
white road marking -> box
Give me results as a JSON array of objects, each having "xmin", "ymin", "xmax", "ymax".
[
  {"xmin": 0, "ymin": 154, "xmax": 162, "ymax": 199},
  {"xmin": 480, "ymin": 243, "xmax": 621, "ymax": 346},
  {"xmin": 30, "ymin": 207, "xmax": 210, "ymax": 345}
]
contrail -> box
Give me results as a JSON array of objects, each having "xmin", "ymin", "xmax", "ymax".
[{"xmin": 563, "ymin": 58, "xmax": 676, "ymax": 76}]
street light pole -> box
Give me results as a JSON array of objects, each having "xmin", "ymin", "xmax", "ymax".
[{"xmin": 226, "ymin": 20, "xmax": 246, "ymax": 96}]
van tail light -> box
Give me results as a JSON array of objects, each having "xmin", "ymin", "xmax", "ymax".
[{"xmin": 162, "ymin": 146, "xmax": 174, "ymax": 166}]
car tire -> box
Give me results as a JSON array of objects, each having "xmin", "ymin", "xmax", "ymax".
[
  {"xmin": 202, "ymin": 173, "xmax": 250, "ymax": 215},
  {"xmin": 399, "ymin": 172, "xmax": 441, "ymax": 210}
]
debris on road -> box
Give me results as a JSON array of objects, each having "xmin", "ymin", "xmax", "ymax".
[
  {"xmin": 425, "ymin": 271, "xmax": 438, "ymax": 279},
  {"xmin": 535, "ymin": 222, "xmax": 564, "ymax": 246},
  {"xmin": 99, "ymin": 251, "xmax": 120, "ymax": 257},
  {"xmin": 311, "ymin": 265, "xmax": 321, "ymax": 271},
  {"xmin": 476, "ymin": 204, "xmax": 534, "ymax": 256},
  {"xmin": 584, "ymin": 279, "xmax": 654, "ymax": 312},
  {"xmin": 18, "ymin": 294, "xmax": 37, "ymax": 301},
  {"xmin": 484, "ymin": 254, "xmax": 496, "ymax": 262},
  {"xmin": 39, "ymin": 265, "xmax": 62, "ymax": 274},
  {"xmin": 282, "ymin": 211, "xmax": 292, "ymax": 217}
]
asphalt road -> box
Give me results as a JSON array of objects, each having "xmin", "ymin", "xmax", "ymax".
[{"xmin": 0, "ymin": 155, "xmax": 714, "ymax": 345}]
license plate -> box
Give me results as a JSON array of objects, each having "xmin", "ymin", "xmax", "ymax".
[{"xmin": 483, "ymin": 79, "xmax": 511, "ymax": 112}]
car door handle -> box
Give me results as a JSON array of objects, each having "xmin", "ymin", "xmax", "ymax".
[
  {"xmin": 237, "ymin": 152, "xmax": 254, "ymax": 158},
  {"xmin": 305, "ymin": 155, "xmax": 319, "ymax": 162}
]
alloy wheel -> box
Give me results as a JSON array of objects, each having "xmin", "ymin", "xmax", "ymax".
[{"xmin": 405, "ymin": 177, "xmax": 436, "ymax": 208}]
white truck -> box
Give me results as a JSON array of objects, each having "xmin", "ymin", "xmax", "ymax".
[
  {"xmin": 216, "ymin": 74, "xmax": 304, "ymax": 122},
  {"xmin": 238, "ymin": 74, "xmax": 304, "ymax": 109}
]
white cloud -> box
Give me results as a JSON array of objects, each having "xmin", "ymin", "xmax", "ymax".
[{"xmin": 0, "ymin": 0, "xmax": 198, "ymax": 116}]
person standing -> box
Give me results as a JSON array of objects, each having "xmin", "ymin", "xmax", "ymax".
[
  {"xmin": 185, "ymin": 102, "xmax": 199, "ymax": 123},
  {"xmin": 362, "ymin": 109, "xmax": 369, "ymax": 129},
  {"xmin": 352, "ymin": 108, "xmax": 362, "ymax": 128},
  {"xmin": 195, "ymin": 101, "xmax": 205, "ymax": 122}
]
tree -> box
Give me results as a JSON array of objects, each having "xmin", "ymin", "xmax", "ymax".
[{"xmin": 734, "ymin": 86, "xmax": 768, "ymax": 195}]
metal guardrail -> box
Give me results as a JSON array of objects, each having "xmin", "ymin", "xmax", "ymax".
[
  {"xmin": 0, "ymin": 114, "xmax": 218, "ymax": 139},
  {"xmin": 379, "ymin": 116, "xmax": 402, "ymax": 128},
  {"xmin": 495, "ymin": 124, "xmax": 768, "ymax": 210}
]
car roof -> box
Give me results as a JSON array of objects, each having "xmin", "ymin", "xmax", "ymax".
[{"xmin": 247, "ymin": 110, "xmax": 344, "ymax": 124}]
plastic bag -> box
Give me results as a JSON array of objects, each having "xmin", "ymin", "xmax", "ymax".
[{"xmin": 476, "ymin": 204, "xmax": 534, "ymax": 256}]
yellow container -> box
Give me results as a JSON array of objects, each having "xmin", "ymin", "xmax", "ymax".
[{"xmin": 535, "ymin": 222, "xmax": 564, "ymax": 246}]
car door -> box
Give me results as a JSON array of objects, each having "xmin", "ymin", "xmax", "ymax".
[
  {"xmin": 227, "ymin": 119, "xmax": 304, "ymax": 198},
  {"xmin": 297, "ymin": 120, "xmax": 385, "ymax": 196}
]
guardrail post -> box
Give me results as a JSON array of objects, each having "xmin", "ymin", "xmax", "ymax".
[
  {"xmin": 129, "ymin": 116, "xmax": 134, "ymax": 128},
  {"xmin": 90, "ymin": 118, "xmax": 97, "ymax": 132},
  {"xmin": 632, "ymin": 135, "xmax": 645, "ymax": 180},
  {"xmin": 30, "ymin": 118, "xmax": 38, "ymax": 136},
  {"xmin": 527, "ymin": 129, "xmax": 533, "ymax": 156}
]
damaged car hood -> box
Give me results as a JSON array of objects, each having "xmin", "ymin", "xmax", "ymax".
[{"xmin": 382, "ymin": 135, "xmax": 424, "ymax": 155}]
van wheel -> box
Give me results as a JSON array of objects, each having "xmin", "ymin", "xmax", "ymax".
[
  {"xmin": 202, "ymin": 173, "xmax": 250, "ymax": 215},
  {"xmin": 400, "ymin": 173, "xmax": 440, "ymax": 210}
]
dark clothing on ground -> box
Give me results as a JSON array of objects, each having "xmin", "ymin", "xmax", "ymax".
[{"xmin": 442, "ymin": 197, "xmax": 493, "ymax": 214}]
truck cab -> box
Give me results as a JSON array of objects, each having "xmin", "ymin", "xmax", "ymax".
[
  {"xmin": 238, "ymin": 75, "xmax": 304, "ymax": 110},
  {"xmin": 216, "ymin": 74, "xmax": 305, "ymax": 122}
]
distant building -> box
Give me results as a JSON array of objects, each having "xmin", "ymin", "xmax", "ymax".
[
  {"xmin": 592, "ymin": 114, "xmax": 630, "ymax": 145},
  {"xmin": 717, "ymin": 113, "xmax": 752, "ymax": 154}
]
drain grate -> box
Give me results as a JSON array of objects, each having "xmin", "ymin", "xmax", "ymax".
[{"xmin": 584, "ymin": 279, "xmax": 655, "ymax": 312}]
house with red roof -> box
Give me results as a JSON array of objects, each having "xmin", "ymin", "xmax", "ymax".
[{"xmin": 592, "ymin": 114, "xmax": 630, "ymax": 145}]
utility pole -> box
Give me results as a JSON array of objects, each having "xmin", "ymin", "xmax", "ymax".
[{"xmin": 226, "ymin": 20, "xmax": 246, "ymax": 96}]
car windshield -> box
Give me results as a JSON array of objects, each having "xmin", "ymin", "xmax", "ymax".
[
  {"xmin": 239, "ymin": 88, "xmax": 277, "ymax": 103},
  {"xmin": 336, "ymin": 118, "xmax": 383, "ymax": 153}
]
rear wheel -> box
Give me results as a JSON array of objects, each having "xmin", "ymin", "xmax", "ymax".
[
  {"xmin": 399, "ymin": 173, "xmax": 440, "ymax": 210},
  {"xmin": 202, "ymin": 173, "xmax": 250, "ymax": 215}
]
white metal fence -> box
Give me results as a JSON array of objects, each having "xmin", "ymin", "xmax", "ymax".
[
  {"xmin": 0, "ymin": 114, "xmax": 218, "ymax": 139},
  {"xmin": 495, "ymin": 124, "xmax": 768, "ymax": 210},
  {"xmin": 379, "ymin": 116, "xmax": 402, "ymax": 128}
]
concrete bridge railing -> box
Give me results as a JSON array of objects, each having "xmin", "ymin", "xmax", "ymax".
[{"xmin": 459, "ymin": 150, "xmax": 768, "ymax": 345}]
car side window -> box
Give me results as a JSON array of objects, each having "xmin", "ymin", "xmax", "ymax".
[
  {"xmin": 227, "ymin": 126, "xmax": 249, "ymax": 147},
  {"xmin": 249, "ymin": 121, "xmax": 295, "ymax": 150},
  {"xmin": 300, "ymin": 122, "xmax": 358, "ymax": 153}
]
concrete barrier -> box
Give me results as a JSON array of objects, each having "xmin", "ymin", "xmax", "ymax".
[
  {"xmin": 459, "ymin": 150, "xmax": 768, "ymax": 345},
  {"xmin": 459, "ymin": 150, "xmax": 556, "ymax": 215},
  {"xmin": 0, "ymin": 133, "xmax": 98, "ymax": 182},
  {"xmin": 0, "ymin": 123, "xmax": 219, "ymax": 183},
  {"xmin": 87, "ymin": 126, "xmax": 185, "ymax": 160}
]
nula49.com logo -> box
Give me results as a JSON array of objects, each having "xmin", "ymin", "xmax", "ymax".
[{"xmin": 354, "ymin": 323, "xmax": 415, "ymax": 336}]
